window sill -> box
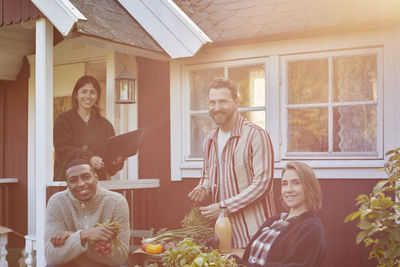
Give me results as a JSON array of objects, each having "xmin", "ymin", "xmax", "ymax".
[
  {"xmin": 0, "ymin": 178, "xmax": 19, "ymax": 184},
  {"xmin": 46, "ymin": 179, "xmax": 160, "ymax": 190},
  {"xmin": 179, "ymin": 159, "xmax": 386, "ymax": 179}
]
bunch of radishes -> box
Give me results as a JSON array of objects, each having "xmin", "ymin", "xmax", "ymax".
[
  {"xmin": 95, "ymin": 240, "xmax": 112, "ymax": 255},
  {"xmin": 93, "ymin": 220, "xmax": 122, "ymax": 256}
]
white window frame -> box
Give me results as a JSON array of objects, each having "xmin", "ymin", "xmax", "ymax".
[
  {"xmin": 171, "ymin": 57, "xmax": 274, "ymax": 180},
  {"xmin": 280, "ymin": 48, "xmax": 384, "ymax": 160},
  {"xmin": 170, "ymin": 30, "xmax": 400, "ymax": 181},
  {"xmin": 183, "ymin": 57, "xmax": 270, "ymax": 162}
]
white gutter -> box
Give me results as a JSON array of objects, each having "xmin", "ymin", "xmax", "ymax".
[{"xmin": 31, "ymin": 0, "xmax": 87, "ymax": 37}]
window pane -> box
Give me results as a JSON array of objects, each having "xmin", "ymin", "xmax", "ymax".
[
  {"xmin": 333, "ymin": 105, "xmax": 377, "ymax": 152},
  {"xmin": 190, "ymin": 68, "xmax": 224, "ymax": 110},
  {"xmin": 288, "ymin": 59, "xmax": 328, "ymax": 104},
  {"xmin": 333, "ymin": 55, "xmax": 377, "ymax": 102},
  {"xmin": 190, "ymin": 113, "xmax": 214, "ymax": 158},
  {"xmin": 288, "ymin": 108, "xmax": 328, "ymax": 152},
  {"xmin": 241, "ymin": 110, "xmax": 265, "ymax": 129},
  {"xmin": 228, "ymin": 65, "xmax": 265, "ymax": 107}
]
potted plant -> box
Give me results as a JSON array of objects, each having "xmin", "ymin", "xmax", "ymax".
[{"xmin": 345, "ymin": 147, "xmax": 400, "ymax": 267}]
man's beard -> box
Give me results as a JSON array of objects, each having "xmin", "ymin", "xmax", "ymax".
[{"xmin": 210, "ymin": 111, "xmax": 234, "ymax": 126}]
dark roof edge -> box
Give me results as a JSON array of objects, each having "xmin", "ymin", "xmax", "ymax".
[{"xmin": 69, "ymin": 32, "xmax": 170, "ymax": 62}]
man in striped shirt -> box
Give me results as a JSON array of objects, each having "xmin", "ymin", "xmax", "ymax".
[{"xmin": 188, "ymin": 77, "xmax": 275, "ymax": 248}]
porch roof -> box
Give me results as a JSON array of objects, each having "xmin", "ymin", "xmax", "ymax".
[
  {"xmin": 70, "ymin": 0, "xmax": 164, "ymax": 54},
  {"xmin": 32, "ymin": 0, "xmax": 212, "ymax": 59}
]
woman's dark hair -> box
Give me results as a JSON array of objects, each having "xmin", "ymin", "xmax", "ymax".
[
  {"xmin": 71, "ymin": 75, "xmax": 101, "ymax": 113},
  {"xmin": 281, "ymin": 161, "xmax": 323, "ymax": 211},
  {"xmin": 207, "ymin": 77, "xmax": 238, "ymax": 101}
]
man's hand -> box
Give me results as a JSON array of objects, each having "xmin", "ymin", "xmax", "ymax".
[
  {"xmin": 90, "ymin": 156, "xmax": 104, "ymax": 169},
  {"xmin": 188, "ymin": 186, "xmax": 208, "ymax": 202},
  {"xmin": 51, "ymin": 231, "xmax": 74, "ymax": 247},
  {"xmin": 200, "ymin": 203, "xmax": 222, "ymax": 220},
  {"xmin": 80, "ymin": 225, "xmax": 116, "ymax": 245},
  {"xmin": 112, "ymin": 157, "xmax": 125, "ymax": 165}
]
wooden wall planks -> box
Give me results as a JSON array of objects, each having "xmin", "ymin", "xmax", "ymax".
[
  {"xmin": 0, "ymin": 88, "xmax": 4, "ymax": 177},
  {"xmin": 0, "ymin": 57, "xmax": 29, "ymax": 248},
  {"xmin": 0, "ymin": 0, "xmax": 41, "ymax": 26}
]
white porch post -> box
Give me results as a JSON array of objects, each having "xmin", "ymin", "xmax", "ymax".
[
  {"xmin": 106, "ymin": 51, "xmax": 116, "ymax": 125},
  {"xmin": 35, "ymin": 18, "xmax": 53, "ymax": 266},
  {"xmin": 0, "ymin": 234, "xmax": 8, "ymax": 267}
]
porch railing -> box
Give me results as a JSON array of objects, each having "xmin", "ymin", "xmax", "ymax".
[{"xmin": 0, "ymin": 178, "xmax": 19, "ymax": 267}]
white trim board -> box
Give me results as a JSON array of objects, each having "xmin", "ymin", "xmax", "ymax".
[
  {"xmin": 47, "ymin": 179, "xmax": 160, "ymax": 190},
  {"xmin": 31, "ymin": 0, "xmax": 86, "ymax": 37},
  {"xmin": 0, "ymin": 178, "xmax": 18, "ymax": 183},
  {"xmin": 180, "ymin": 161, "xmax": 387, "ymax": 179},
  {"xmin": 118, "ymin": 0, "xmax": 211, "ymax": 58}
]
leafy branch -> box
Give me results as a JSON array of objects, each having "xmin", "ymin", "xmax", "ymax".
[{"xmin": 345, "ymin": 147, "xmax": 400, "ymax": 267}]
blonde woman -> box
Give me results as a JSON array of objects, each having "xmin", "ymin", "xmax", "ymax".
[{"xmin": 230, "ymin": 161, "xmax": 327, "ymax": 267}]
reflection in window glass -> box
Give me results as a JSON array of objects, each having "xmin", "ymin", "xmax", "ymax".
[
  {"xmin": 190, "ymin": 113, "xmax": 214, "ymax": 158},
  {"xmin": 288, "ymin": 108, "xmax": 328, "ymax": 152},
  {"xmin": 190, "ymin": 68, "xmax": 224, "ymax": 110},
  {"xmin": 333, "ymin": 105, "xmax": 376, "ymax": 152},
  {"xmin": 241, "ymin": 111, "xmax": 265, "ymax": 129},
  {"xmin": 333, "ymin": 55, "xmax": 377, "ymax": 102},
  {"xmin": 228, "ymin": 65, "xmax": 265, "ymax": 107},
  {"xmin": 189, "ymin": 64, "xmax": 267, "ymax": 158},
  {"xmin": 288, "ymin": 59, "xmax": 328, "ymax": 104}
]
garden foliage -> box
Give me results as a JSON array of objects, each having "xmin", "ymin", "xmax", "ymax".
[{"xmin": 345, "ymin": 147, "xmax": 400, "ymax": 267}]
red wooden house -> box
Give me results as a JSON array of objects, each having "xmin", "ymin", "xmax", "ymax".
[{"xmin": 0, "ymin": 0, "xmax": 399, "ymax": 266}]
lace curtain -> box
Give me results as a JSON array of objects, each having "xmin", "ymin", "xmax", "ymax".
[{"xmin": 333, "ymin": 55, "xmax": 377, "ymax": 152}]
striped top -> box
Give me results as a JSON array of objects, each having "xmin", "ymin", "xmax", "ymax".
[{"xmin": 199, "ymin": 114, "xmax": 275, "ymax": 248}]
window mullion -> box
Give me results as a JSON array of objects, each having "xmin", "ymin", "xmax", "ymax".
[
  {"xmin": 238, "ymin": 106, "xmax": 266, "ymax": 112},
  {"xmin": 328, "ymin": 56, "xmax": 333, "ymax": 153},
  {"xmin": 332, "ymin": 100, "xmax": 378, "ymax": 106},
  {"xmin": 286, "ymin": 103, "xmax": 329, "ymax": 109},
  {"xmin": 189, "ymin": 109, "xmax": 209, "ymax": 114}
]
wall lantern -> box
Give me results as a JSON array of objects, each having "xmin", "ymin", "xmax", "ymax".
[{"xmin": 115, "ymin": 66, "xmax": 136, "ymax": 104}]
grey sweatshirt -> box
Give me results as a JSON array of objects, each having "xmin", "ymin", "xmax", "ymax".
[{"xmin": 45, "ymin": 186, "xmax": 130, "ymax": 266}]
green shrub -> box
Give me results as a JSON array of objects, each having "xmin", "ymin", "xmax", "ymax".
[{"xmin": 345, "ymin": 147, "xmax": 400, "ymax": 267}]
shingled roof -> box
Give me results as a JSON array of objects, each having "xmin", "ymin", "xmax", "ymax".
[
  {"xmin": 70, "ymin": 0, "xmax": 164, "ymax": 53},
  {"xmin": 174, "ymin": 0, "xmax": 400, "ymax": 45}
]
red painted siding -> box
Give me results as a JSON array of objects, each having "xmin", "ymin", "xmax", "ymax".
[
  {"xmin": 136, "ymin": 56, "xmax": 176, "ymax": 229},
  {"xmin": 0, "ymin": 88, "xmax": 4, "ymax": 176},
  {"xmin": 0, "ymin": 57, "xmax": 29, "ymax": 248},
  {"xmin": 0, "ymin": 0, "xmax": 42, "ymax": 26},
  {"xmin": 320, "ymin": 179, "xmax": 380, "ymax": 267}
]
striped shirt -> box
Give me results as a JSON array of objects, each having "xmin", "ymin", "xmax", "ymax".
[{"xmin": 199, "ymin": 114, "xmax": 275, "ymax": 248}]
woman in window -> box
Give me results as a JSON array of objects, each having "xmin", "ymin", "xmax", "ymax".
[
  {"xmin": 53, "ymin": 75, "xmax": 123, "ymax": 181},
  {"xmin": 230, "ymin": 161, "xmax": 327, "ymax": 267}
]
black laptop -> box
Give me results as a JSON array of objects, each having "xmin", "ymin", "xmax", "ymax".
[{"xmin": 103, "ymin": 128, "xmax": 145, "ymax": 163}]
